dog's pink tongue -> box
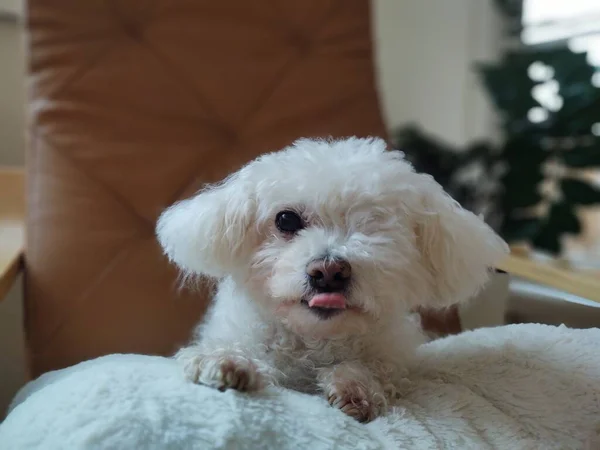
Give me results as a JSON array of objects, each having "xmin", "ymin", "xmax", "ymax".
[{"xmin": 308, "ymin": 293, "xmax": 346, "ymax": 309}]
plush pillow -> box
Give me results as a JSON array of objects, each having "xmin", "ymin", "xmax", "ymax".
[{"xmin": 2, "ymin": 324, "xmax": 599, "ymax": 450}]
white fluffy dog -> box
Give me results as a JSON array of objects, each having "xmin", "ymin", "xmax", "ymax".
[{"xmin": 156, "ymin": 137, "xmax": 508, "ymax": 422}]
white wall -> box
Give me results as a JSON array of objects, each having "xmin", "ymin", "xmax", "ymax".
[
  {"xmin": 0, "ymin": 0, "xmax": 25, "ymax": 166},
  {"xmin": 374, "ymin": 0, "xmax": 502, "ymax": 145}
]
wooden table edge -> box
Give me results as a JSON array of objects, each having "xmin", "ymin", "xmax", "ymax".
[
  {"xmin": 0, "ymin": 252, "xmax": 23, "ymax": 301},
  {"xmin": 497, "ymin": 254, "xmax": 600, "ymax": 304},
  {"xmin": 0, "ymin": 166, "xmax": 25, "ymax": 301}
]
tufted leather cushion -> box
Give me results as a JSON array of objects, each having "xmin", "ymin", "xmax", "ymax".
[{"xmin": 25, "ymin": 0, "xmax": 386, "ymax": 377}]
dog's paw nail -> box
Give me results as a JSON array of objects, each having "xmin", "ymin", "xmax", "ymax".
[{"xmin": 327, "ymin": 381, "xmax": 380, "ymax": 423}]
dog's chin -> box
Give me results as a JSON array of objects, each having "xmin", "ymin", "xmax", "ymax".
[{"xmin": 275, "ymin": 294, "xmax": 369, "ymax": 339}]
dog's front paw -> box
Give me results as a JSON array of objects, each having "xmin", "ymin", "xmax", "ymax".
[
  {"xmin": 177, "ymin": 351, "xmax": 264, "ymax": 392},
  {"xmin": 327, "ymin": 380, "xmax": 381, "ymax": 423}
]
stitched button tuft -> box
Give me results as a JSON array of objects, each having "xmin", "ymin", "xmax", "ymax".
[
  {"xmin": 287, "ymin": 32, "xmax": 312, "ymax": 57},
  {"xmin": 120, "ymin": 19, "xmax": 144, "ymax": 40},
  {"xmin": 218, "ymin": 126, "xmax": 241, "ymax": 146}
]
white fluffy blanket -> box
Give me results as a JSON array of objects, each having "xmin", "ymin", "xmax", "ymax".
[{"xmin": 2, "ymin": 324, "xmax": 599, "ymax": 450}]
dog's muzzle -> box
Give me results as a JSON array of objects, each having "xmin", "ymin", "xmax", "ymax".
[{"xmin": 302, "ymin": 258, "xmax": 351, "ymax": 319}]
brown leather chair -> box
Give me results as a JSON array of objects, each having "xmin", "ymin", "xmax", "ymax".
[{"xmin": 25, "ymin": 0, "xmax": 387, "ymax": 377}]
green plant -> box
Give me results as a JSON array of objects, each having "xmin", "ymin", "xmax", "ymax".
[
  {"xmin": 393, "ymin": 45, "xmax": 600, "ymax": 255},
  {"xmin": 479, "ymin": 47, "xmax": 600, "ymax": 254}
]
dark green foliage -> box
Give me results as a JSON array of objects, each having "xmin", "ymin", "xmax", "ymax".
[
  {"xmin": 393, "ymin": 126, "xmax": 503, "ymax": 222},
  {"xmin": 389, "ymin": 0, "xmax": 600, "ymax": 255},
  {"xmin": 492, "ymin": 0, "xmax": 523, "ymax": 35},
  {"xmin": 393, "ymin": 44, "xmax": 600, "ymax": 255},
  {"xmin": 531, "ymin": 202, "xmax": 583, "ymax": 254},
  {"xmin": 547, "ymin": 202, "xmax": 582, "ymax": 235},
  {"xmin": 561, "ymin": 178, "xmax": 600, "ymax": 205},
  {"xmin": 477, "ymin": 62, "xmax": 539, "ymax": 134},
  {"xmin": 480, "ymin": 46, "xmax": 600, "ymax": 254},
  {"xmin": 493, "ymin": 0, "xmax": 522, "ymax": 18},
  {"xmin": 393, "ymin": 126, "xmax": 461, "ymax": 190},
  {"xmin": 562, "ymin": 143, "xmax": 600, "ymax": 167},
  {"xmin": 500, "ymin": 216, "xmax": 542, "ymax": 242},
  {"xmin": 480, "ymin": 48, "xmax": 599, "ymax": 136}
]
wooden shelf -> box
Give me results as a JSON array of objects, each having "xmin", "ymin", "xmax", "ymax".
[
  {"xmin": 497, "ymin": 253, "xmax": 600, "ymax": 304},
  {"xmin": 0, "ymin": 167, "xmax": 24, "ymax": 301}
]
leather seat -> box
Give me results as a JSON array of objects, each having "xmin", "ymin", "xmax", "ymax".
[{"xmin": 25, "ymin": 0, "xmax": 386, "ymax": 377}]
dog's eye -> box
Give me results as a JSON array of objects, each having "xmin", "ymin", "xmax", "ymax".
[{"xmin": 275, "ymin": 210, "xmax": 304, "ymax": 234}]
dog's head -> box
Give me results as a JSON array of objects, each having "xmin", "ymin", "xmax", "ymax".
[{"xmin": 157, "ymin": 137, "xmax": 508, "ymax": 338}]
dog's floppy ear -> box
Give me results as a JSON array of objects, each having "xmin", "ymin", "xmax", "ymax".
[
  {"xmin": 413, "ymin": 174, "xmax": 508, "ymax": 308},
  {"xmin": 156, "ymin": 171, "xmax": 256, "ymax": 279}
]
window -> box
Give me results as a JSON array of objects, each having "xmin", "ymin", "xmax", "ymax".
[
  {"xmin": 521, "ymin": 0, "xmax": 600, "ymax": 129},
  {"xmin": 522, "ymin": 0, "xmax": 600, "ymax": 66}
]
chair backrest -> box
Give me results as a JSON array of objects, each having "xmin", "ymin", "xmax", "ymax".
[{"xmin": 25, "ymin": 0, "xmax": 386, "ymax": 377}]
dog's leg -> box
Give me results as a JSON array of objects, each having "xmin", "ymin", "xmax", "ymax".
[
  {"xmin": 174, "ymin": 345, "xmax": 277, "ymax": 392},
  {"xmin": 317, "ymin": 361, "xmax": 387, "ymax": 423}
]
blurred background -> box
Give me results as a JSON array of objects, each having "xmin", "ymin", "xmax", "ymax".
[{"xmin": 0, "ymin": 0, "xmax": 599, "ymax": 415}]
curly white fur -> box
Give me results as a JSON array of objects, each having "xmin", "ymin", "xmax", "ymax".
[{"xmin": 156, "ymin": 137, "xmax": 508, "ymax": 422}]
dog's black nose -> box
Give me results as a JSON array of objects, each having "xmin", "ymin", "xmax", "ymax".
[{"xmin": 307, "ymin": 258, "xmax": 351, "ymax": 291}]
